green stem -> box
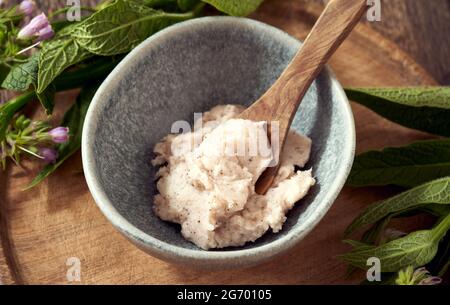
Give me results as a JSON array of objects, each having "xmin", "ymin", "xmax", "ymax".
[
  {"xmin": 143, "ymin": 0, "xmax": 177, "ymax": 7},
  {"xmin": 48, "ymin": 6, "xmax": 97, "ymax": 20},
  {"xmin": 163, "ymin": 5, "xmax": 203, "ymax": 20},
  {"xmin": 0, "ymin": 91, "xmax": 35, "ymax": 142},
  {"xmin": 17, "ymin": 145, "xmax": 43, "ymax": 159},
  {"xmin": 432, "ymin": 213, "xmax": 450, "ymax": 243},
  {"xmin": 0, "ymin": 58, "xmax": 118, "ymax": 142},
  {"xmin": 54, "ymin": 57, "xmax": 119, "ymax": 90}
]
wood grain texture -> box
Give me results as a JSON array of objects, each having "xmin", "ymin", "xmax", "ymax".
[
  {"xmin": 0, "ymin": 0, "xmax": 443, "ymax": 284},
  {"xmin": 315, "ymin": 0, "xmax": 450, "ymax": 85}
]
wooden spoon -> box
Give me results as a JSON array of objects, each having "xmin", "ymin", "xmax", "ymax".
[{"xmin": 239, "ymin": 0, "xmax": 368, "ymax": 194}]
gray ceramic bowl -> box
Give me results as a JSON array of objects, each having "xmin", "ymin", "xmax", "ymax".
[{"xmin": 82, "ymin": 16, "xmax": 355, "ymax": 269}]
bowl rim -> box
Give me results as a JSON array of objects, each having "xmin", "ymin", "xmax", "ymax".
[{"xmin": 82, "ymin": 16, "xmax": 356, "ymax": 265}]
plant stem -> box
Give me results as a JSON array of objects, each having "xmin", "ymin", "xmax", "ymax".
[
  {"xmin": 0, "ymin": 91, "xmax": 35, "ymax": 141},
  {"xmin": 48, "ymin": 6, "xmax": 97, "ymax": 20},
  {"xmin": 54, "ymin": 57, "xmax": 119, "ymax": 90},
  {"xmin": 0, "ymin": 58, "xmax": 118, "ymax": 142},
  {"xmin": 432, "ymin": 213, "xmax": 450, "ymax": 243}
]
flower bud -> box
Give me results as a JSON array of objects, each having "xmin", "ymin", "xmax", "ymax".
[
  {"xmin": 17, "ymin": 13, "xmax": 50, "ymax": 39},
  {"xmin": 19, "ymin": 0, "xmax": 36, "ymax": 16},
  {"xmin": 48, "ymin": 127, "xmax": 69, "ymax": 143},
  {"xmin": 39, "ymin": 147, "xmax": 58, "ymax": 163},
  {"xmin": 36, "ymin": 24, "xmax": 54, "ymax": 41}
]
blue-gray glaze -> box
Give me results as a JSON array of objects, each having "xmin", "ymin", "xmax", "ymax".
[{"xmin": 82, "ymin": 17, "xmax": 355, "ymax": 269}]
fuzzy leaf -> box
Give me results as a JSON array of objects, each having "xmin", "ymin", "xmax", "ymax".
[
  {"xmin": 71, "ymin": 0, "xmax": 194, "ymax": 56},
  {"xmin": 345, "ymin": 87, "xmax": 450, "ymax": 137},
  {"xmin": 341, "ymin": 231, "xmax": 439, "ymax": 272},
  {"xmin": 201, "ymin": 0, "xmax": 264, "ymax": 16},
  {"xmin": 345, "ymin": 177, "xmax": 450, "ymax": 236},
  {"xmin": 347, "ymin": 140, "xmax": 450, "ymax": 188},
  {"xmin": 2, "ymin": 54, "xmax": 39, "ymax": 91},
  {"xmin": 37, "ymin": 37, "xmax": 93, "ymax": 94}
]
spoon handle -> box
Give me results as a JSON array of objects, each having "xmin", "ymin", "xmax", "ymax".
[{"xmin": 243, "ymin": 0, "xmax": 367, "ymax": 137}]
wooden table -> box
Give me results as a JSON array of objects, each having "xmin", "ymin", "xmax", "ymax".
[
  {"xmin": 0, "ymin": 0, "xmax": 448, "ymax": 285},
  {"xmin": 315, "ymin": 0, "xmax": 450, "ymax": 85},
  {"xmin": 32, "ymin": 0, "xmax": 450, "ymax": 84}
]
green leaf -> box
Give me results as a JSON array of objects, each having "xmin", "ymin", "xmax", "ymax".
[
  {"xmin": 201, "ymin": 0, "xmax": 264, "ymax": 16},
  {"xmin": 343, "ymin": 239, "xmax": 375, "ymax": 250},
  {"xmin": 341, "ymin": 231, "xmax": 437, "ymax": 272},
  {"xmin": 25, "ymin": 84, "xmax": 99, "ymax": 189},
  {"xmin": 139, "ymin": 0, "xmax": 177, "ymax": 7},
  {"xmin": 426, "ymin": 232, "xmax": 450, "ymax": 277},
  {"xmin": 420, "ymin": 204, "xmax": 450, "ymax": 217},
  {"xmin": 2, "ymin": 53, "xmax": 39, "ymax": 91},
  {"xmin": 178, "ymin": 0, "xmax": 199, "ymax": 11},
  {"xmin": 360, "ymin": 216, "xmax": 392, "ymax": 245},
  {"xmin": 51, "ymin": 20, "xmax": 75, "ymax": 33},
  {"xmin": 345, "ymin": 87, "xmax": 450, "ymax": 137},
  {"xmin": 342, "ymin": 211, "xmax": 450, "ymax": 273},
  {"xmin": 37, "ymin": 37, "xmax": 93, "ymax": 94},
  {"xmin": 0, "ymin": 92, "xmax": 35, "ymax": 142},
  {"xmin": 347, "ymin": 139, "xmax": 450, "ymax": 188},
  {"xmin": 71, "ymin": 0, "xmax": 195, "ymax": 56},
  {"xmin": 359, "ymin": 207, "xmax": 442, "ymax": 247},
  {"xmin": 36, "ymin": 84, "xmax": 55, "ymax": 115},
  {"xmin": 2, "ymin": 53, "xmax": 56, "ymax": 114},
  {"xmin": 345, "ymin": 177, "xmax": 450, "ymax": 236},
  {"xmin": 0, "ymin": 63, "xmax": 11, "ymax": 85}
]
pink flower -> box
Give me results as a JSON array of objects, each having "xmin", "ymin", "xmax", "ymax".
[
  {"xmin": 48, "ymin": 127, "xmax": 69, "ymax": 143},
  {"xmin": 19, "ymin": 0, "xmax": 36, "ymax": 15},
  {"xmin": 39, "ymin": 147, "xmax": 58, "ymax": 163},
  {"xmin": 36, "ymin": 24, "xmax": 54, "ymax": 41},
  {"xmin": 18, "ymin": 13, "xmax": 50, "ymax": 39}
]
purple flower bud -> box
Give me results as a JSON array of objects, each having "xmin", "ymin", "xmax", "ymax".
[
  {"xmin": 18, "ymin": 13, "xmax": 49, "ymax": 39},
  {"xmin": 19, "ymin": 0, "xmax": 36, "ymax": 15},
  {"xmin": 36, "ymin": 24, "xmax": 54, "ymax": 41},
  {"xmin": 419, "ymin": 276, "xmax": 442, "ymax": 285},
  {"xmin": 39, "ymin": 147, "xmax": 58, "ymax": 163},
  {"xmin": 48, "ymin": 127, "xmax": 69, "ymax": 143}
]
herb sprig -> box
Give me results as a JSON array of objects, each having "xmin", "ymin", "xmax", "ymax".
[
  {"xmin": 343, "ymin": 87, "xmax": 450, "ymax": 285},
  {"xmin": 0, "ymin": 0, "xmax": 265, "ymax": 186}
]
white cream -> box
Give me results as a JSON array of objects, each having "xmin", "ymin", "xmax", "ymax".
[{"xmin": 152, "ymin": 105, "xmax": 315, "ymax": 249}]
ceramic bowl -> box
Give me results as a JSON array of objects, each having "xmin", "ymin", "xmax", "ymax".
[{"xmin": 82, "ymin": 16, "xmax": 355, "ymax": 269}]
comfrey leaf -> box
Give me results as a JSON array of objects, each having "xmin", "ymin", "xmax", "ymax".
[
  {"xmin": 426, "ymin": 232, "xmax": 450, "ymax": 277},
  {"xmin": 201, "ymin": 0, "xmax": 264, "ymax": 16},
  {"xmin": 359, "ymin": 207, "xmax": 438, "ymax": 247},
  {"xmin": 0, "ymin": 92, "xmax": 36, "ymax": 142},
  {"xmin": 36, "ymin": 84, "xmax": 55, "ymax": 114},
  {"xmin": 341, "ymin": 230, "xmax": 438, "ymax": 272},
  {"xmin": 0, "ymin": 64, "xmax": 10, "ymax": 84},
  {"xmin": 178, "ymin": 0, "xmax": 200, "ymax": 11},
  {"xmin": 2, "ymin": 53, "xmax": 55, "ymax": 114},
  {"xmin": 343, "ymin": 239, "xmax": 375, "ymax": 250},
  {"xmin": 345, "ymin": 177, "xmax": 450, "ymax": 236},
  {"xmin": 26, "ymin": 84, "xmax": 99, "ymax": 189},
  {"xmin": 71, "ymin": 0, "xmax": 196, "ymax": 56},
  {"xmin": 342, "ymin": 213, "xmax": 450, "ymax": 273},
  {"xmin": 345, "ymin": 87, "xmax": 450, "ymax": 137},
  {"xmin": 37, "ymin": 37, "xmax": 93, "ymax": 94},
  {"xmin": 347, "ymin": 139, "xmax": 450, "ymax": 188},
  {"xmin": 2, "ymin": 53, "xmax": 39, "ymax": 91}
]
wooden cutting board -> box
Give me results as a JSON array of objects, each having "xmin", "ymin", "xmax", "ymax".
[{"xmin": 0, "ymin": 0, "xmax": 438, "ymax": 284}]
